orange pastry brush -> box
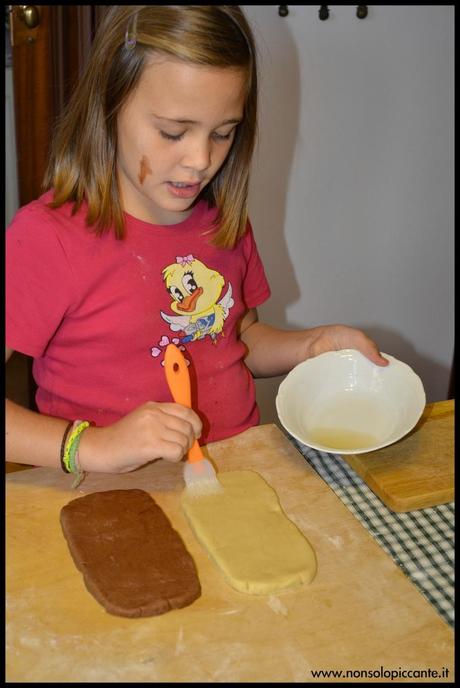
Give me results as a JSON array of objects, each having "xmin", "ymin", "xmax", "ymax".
[{"xmin": 164, "ymin": 344, "xmax": 222, "ymax": 496}]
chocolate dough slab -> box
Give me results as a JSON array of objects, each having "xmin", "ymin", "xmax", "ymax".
[{"xmin": 60, "ymin": 489, "xmax": 201, "ymax": 617}]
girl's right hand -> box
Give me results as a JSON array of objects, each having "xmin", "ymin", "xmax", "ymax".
[{"xmin": 78, "ymin": 402, "xmax": 202, "ymax": 474}]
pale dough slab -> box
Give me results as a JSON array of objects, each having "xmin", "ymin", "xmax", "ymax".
[{"xmin": 181, "ymin": 470, "xmax": 317, "ymax": 594}]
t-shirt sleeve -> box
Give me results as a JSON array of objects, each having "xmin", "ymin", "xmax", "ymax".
[
  {"xmin": 6, "ymin": 205, "xmax": 76, "ymax": 358},
  {"xmin": 240, "ymin": 220, "xmax": 271, "ymax": 309}
]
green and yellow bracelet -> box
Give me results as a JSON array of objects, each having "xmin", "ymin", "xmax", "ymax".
[{"xmin": 61, "ymin": 420, "xmax": 90, "ymax": 488}]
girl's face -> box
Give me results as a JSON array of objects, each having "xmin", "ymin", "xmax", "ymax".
[{"xmin": 116, "ymin": 56, "xmax": 247, "ymax": 225}]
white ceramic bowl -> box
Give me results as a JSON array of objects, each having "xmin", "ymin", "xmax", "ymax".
[{"xmin": 276, "ymin": 349, "xmax": 426, "ymax": 455}]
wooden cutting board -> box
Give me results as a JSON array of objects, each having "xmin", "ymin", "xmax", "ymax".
[
  {"xmin": 6, "ymin": 424, "xmax": 453, "ymax": 682},
  {"xmin": 342, "ymin": 400, "xmax": 454, "ymax": 512}
]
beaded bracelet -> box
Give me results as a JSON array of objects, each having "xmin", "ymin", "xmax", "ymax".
[{"xmin": 62, "ymin": 420, "xmax": 90, "ymax": 488}]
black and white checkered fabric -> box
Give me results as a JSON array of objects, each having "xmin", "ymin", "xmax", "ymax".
[{"xmin": 288, "ymin": 435, "xmax": 454, "ymax": 628}]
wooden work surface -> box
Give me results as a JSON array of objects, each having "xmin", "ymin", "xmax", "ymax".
[
  {"xmin": 342, "ymin": 400, "xmax": 455, "ymax": 512},
  {"xmin": 6, "ymin": 424, "xmax": 454, "ymax": 683}
]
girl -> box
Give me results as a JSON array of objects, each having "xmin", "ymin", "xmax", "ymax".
[{"xmin": 6, "ymin": 6, "xmax": 387, "ymax": 480}]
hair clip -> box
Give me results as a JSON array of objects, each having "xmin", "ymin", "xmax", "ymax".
[{"xmin": 125, "ymin": 12, "xmax": 138, "ymax": 49}]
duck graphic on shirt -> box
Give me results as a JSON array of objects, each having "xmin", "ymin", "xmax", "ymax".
[{"xmin": 160, "ymin": 255, "xmax": 234, "ymax": 343}]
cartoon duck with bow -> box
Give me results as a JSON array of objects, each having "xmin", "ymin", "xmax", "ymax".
[{"xmin": 160, "ymin": 255, "xmax": 234, "ymax": 343}]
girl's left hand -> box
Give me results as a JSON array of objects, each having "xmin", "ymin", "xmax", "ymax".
[{"xmin": 305, "ymin": 324, "xmax": 389, "ymax": 366}]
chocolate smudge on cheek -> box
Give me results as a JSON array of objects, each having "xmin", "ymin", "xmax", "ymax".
[{"xmin": 138, "ymin": 155, "xmax": 153, "ymax": 185}]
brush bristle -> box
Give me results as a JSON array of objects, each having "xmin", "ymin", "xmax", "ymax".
[{"xmin": 183, "ymin": 458, "xmax": 223, "ymax": 497}]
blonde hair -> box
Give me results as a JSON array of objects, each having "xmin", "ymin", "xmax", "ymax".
[{"xmin": 44, "ymin": 5, "xmax": 258, "ymax": 249}]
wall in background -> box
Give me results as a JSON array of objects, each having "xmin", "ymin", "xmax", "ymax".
[{"xmin": 243, "ymin": 5, "xmax": 454, "ymax": 424}]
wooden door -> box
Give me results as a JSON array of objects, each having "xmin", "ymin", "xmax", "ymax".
[
  {"xmin": 7, "ymin": 5, "xmax": 106, "ymax": 409},
  {"xmin": 8, "ymin": 5, "xmax": 104, "ymax": 205}
]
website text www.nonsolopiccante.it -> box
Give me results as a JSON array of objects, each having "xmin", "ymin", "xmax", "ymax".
[{"xmin": 309, "ymin": 666, "xmax": 450, "ymax": 680}]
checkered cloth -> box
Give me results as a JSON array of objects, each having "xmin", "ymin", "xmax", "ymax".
[{"xmin": 288, "ymin": 434, "xmax": 454, "ymax": 628}]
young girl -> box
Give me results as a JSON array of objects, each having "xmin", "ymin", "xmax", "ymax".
[{"xmin": 6, "ymin": 6, "xmax": 387, "ymax": 480}]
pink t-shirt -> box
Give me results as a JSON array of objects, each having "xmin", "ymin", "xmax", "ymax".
[{"xmin": 6, "ymin": 192, "xmax": 271, "ymax": 444}]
